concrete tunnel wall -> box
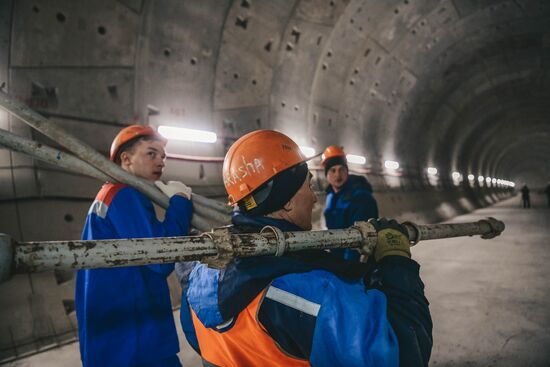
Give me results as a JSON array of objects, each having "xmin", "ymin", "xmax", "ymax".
[
  {"xmin": 1, "ymin": 0, "xmax": 541, "ymax": 243},
  {"xmin": 0, "ymin": 0, "xmax": 548, "ymax": 361}
]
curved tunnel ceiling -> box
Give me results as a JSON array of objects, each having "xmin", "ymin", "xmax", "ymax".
[{"xmin": 1, "ymin": 0, "xmax": 549, "ymax": 242}]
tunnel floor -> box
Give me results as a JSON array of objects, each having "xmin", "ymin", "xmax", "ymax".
[
  {"xmin": 413, "ymin": 193, "xmax": 550, "ymax": 367},
  {"xmin": 8, "ymin": 193, "xmax": 550, "ymax": 367}
]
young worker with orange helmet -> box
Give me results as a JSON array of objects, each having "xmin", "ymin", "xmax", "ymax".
[
  {"xmin": 75, "ymin": 125, "xmax": 193, "ymax": 367},
  {"xmin": 176, "ymin": 130, "xmax": 432, "ymax": 367},
  {"xmin": 322, "ymin": 145, "xmax": 379, "ymax": 261}
]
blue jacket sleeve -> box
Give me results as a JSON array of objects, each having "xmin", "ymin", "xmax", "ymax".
[
  {"xmin": 367, "ymin": 256, "xmax": 433, "ymax": 367},
  {"xmin": 107, "ymin": 187, "xmax": 193, "ymax": 276},
  {"xmin": 258, "ymin": 270, "xmax": 400, "ymax": 367}
]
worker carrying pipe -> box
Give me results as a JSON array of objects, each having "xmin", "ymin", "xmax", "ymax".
[
  {"xmin": 81, "ymin": 125, "xmax": 194, "ymax": 367},
  {"xmin": 171, "ymin": 129, "xmax": 483, "ymax": 367},
  {"xmin": 322, "ymin": 144, "xmax": 379, "ymax": 261}
]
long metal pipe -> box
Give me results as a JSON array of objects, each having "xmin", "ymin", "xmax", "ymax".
[
  {"xmin": 0, "ymin": 127, "xmax": 111, "ymax": 182},
  {"xmin": 0, "ymin": 92, "xmax": 231, "ymax": 229},
  {"xmin": 0, "ymin": 218, "xmax": 504, "ymax": 282}
]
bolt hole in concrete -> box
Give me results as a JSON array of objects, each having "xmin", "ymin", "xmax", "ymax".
[
  {"xmin": 264, "ymin": 40, "xmax": 273, "ymax": 52},
  {"xmin": 235, "ymin": 16, "xmax": 248, "ymax": 29},
  {"xmin": 107, "ymin": 85, "xmax": 118, "ymax": 97},
  {"xmin": 190, "ymin": 57, "xmax": 197, "ymax": 65},
  {"xmin": 199, "ymin": 164, "xmax": 205, "ymax": 180},
  {"xmin": 32, "ymin": 5, "xmax": 40, "ymax": 13},
  {"xmin": 291, "ymin": 28, "xmax": 301, "ymax": 43},
  {"xmin": 97, "ymin": 26, "xmax": 106, "ymax": 35},
  {"xmin": 164, "ymin": 48, "xmax": 171, "ymax": 57},
  {"xmin": 64, "ymin": 214, "xmax": 73, "ymax": 223},
  {"xmin": 251, "ymin": 79, "xmax": 257, "ymax": 85},
  {"xmin": 56, "ymin": 12, "xmax": 65, "ymax": 23}
]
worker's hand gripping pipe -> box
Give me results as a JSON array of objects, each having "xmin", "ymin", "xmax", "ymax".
[
  {"xmin": 0, "ymin": 218, "xmax": 505, "ymax": 283},
  {"xmin": 0, "ymin": 92, "xmax": 232, "ymax": 230}
]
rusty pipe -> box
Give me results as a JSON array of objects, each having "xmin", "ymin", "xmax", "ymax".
[{"xmin": 0, "ymin": 218, "xmax": 504, "ymax": 282}]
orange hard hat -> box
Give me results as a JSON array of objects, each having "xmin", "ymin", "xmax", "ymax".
[
  {"xmin": 110, "ymin": 125, "xmax": 166, "ymax": 161},
  {"xmin": 223, "ymin": 130, "xmax": 309, "ymax": 205},
  {"xmin": 321, "ymin": 145, "xmax": 346, "ymax": 166}
]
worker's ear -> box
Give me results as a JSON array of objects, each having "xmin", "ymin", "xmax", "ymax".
[
  {"xmin": 282, "ymin": 199, "xmax": 293, "ymax": 212},
  {"xmin": 119, "ymin": 151, "xmax": 132, "ymax": 167}
]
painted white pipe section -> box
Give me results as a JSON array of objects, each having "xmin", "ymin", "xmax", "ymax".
[{"xmin": 0, "ymin": 218, "xmax": 504, "ymax": 282}]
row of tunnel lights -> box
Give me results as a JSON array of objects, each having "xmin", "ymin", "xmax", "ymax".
[{"xmin": 156, "ymin": 126, "xmax": 516, "ymax": 188}]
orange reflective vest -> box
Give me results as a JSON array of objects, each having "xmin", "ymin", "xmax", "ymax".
[{"xmin": 191, "ymin": 289, "xmax": 310, "ymax": 367}]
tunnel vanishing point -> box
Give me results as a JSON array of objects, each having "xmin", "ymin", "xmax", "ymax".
[{"xmin": 0, "ymin": 0, "xmax": 549, "ymax": 364}]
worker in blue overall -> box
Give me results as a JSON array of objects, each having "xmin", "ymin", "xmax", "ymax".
[
  {"xmin": 322, "ymin": 145, "xmax": 379, "ymax": 261},
  {"xmin": 176, "ymin": 130, "xmax": 432, "ymax": 367},
  {"xmin": 75, "ymin": 125, "xmax": 193, "ymax": 367}
]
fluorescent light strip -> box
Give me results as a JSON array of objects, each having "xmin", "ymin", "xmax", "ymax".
[
  {"xmin": 384, "ymin": 160, "xmax": 399, "ymax": 170},
  {"xmin": 427, "ymin": 167, "xmax": 438, "ymax": 176},
  {"xmin": 158, "ymin": 126, "xmax": 217, "ymax": 143},
  {"xmin": 299, "ymin": 146, "xmax": 316, "ymax": 157},
  {"xmin": 346, "ymin": 154, "xmax": 366, "ymax": 165}
]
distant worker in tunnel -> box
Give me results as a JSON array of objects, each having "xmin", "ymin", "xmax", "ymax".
[
  {"xmin": 521, "ymin": 184, "xmax": 531, "ymax": 208},
  {"xmin": 75, "ymin": 125, "xmax": 193, "ymax": 367},
  {"xmin": 176, "ymin": 130, "xmax": 432, "ymax": 367},
  {"xmin": 545, "ymin": 182, "xmax": 550, "ymax": 208},
  {"xmin": 322, "ymin": 145, "xmax": 379, "ymax": 261}
]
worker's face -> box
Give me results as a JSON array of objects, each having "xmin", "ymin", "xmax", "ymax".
[
  {"xmin": 285, "ymin": 173, "xmax": 317, "ymax": 230},
  {"xmin": 326, "ymin": 164, "xmax": 348, "ymax": 192},
  {"xmin": 120, "ymin": 139, "xmax": 166, "ymax": 181}
]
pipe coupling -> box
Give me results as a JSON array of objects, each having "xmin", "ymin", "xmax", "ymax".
[
  {"xmin": 351, "ymin": 221, "xmax": 378, "ymax": 257},
  {"xmin": 260, "ymin": 226, "xmax": 287, "ymax": 256},
  {"xmin": 201, "ymin": 228, "xmax": 235, "ymax": 269}
]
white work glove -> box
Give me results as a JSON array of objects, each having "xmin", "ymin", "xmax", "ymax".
[{"xmin": 155, "ymin": 180, "xmax": 192, "ymax": 200}]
